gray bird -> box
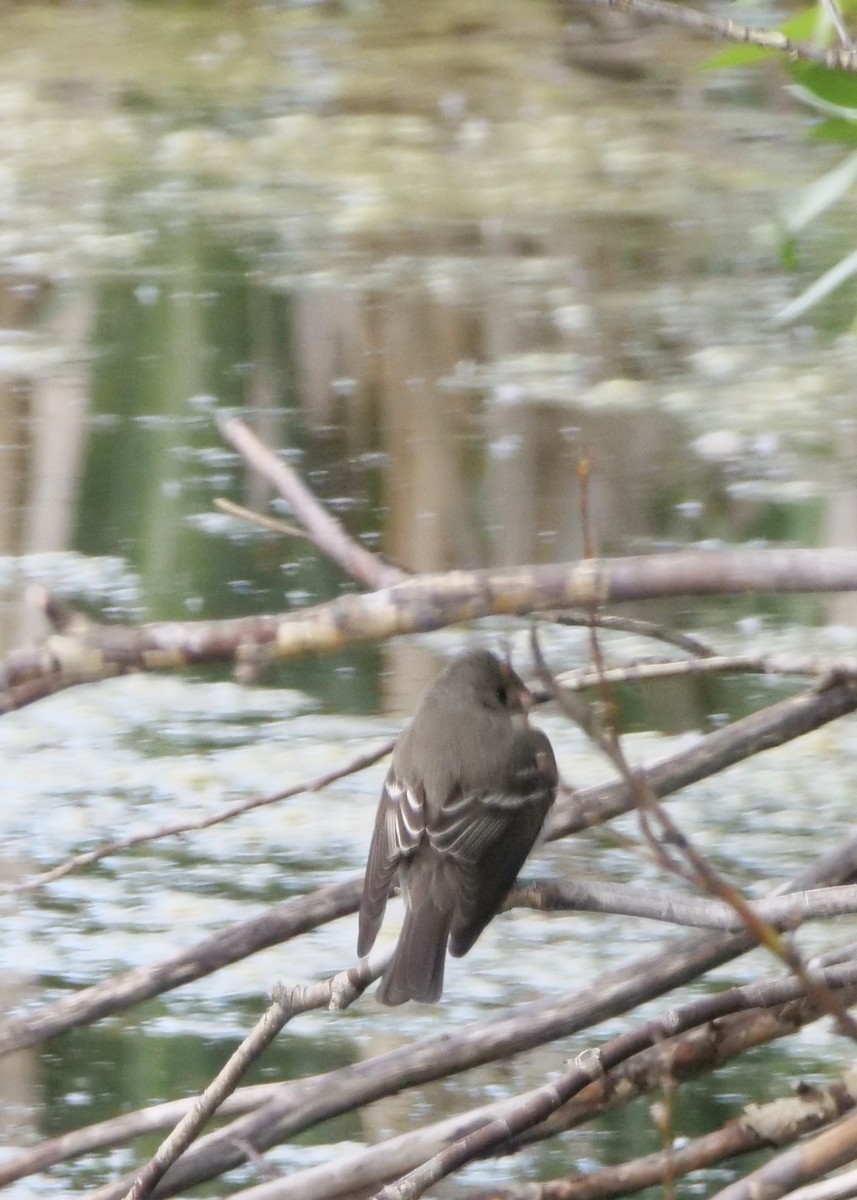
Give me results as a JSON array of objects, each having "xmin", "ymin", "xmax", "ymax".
[{"xmin": 358, "ymin": 649, "xmax": 558, "ymax": 1005}]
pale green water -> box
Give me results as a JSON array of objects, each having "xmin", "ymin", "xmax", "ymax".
[{"xmin": 2, "ymin": 1, "xmax": 857, "ymax": 1196}]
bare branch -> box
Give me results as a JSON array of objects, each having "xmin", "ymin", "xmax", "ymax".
[
  {"xmin": 709, "ymin": 1107, "xmax": 857, "ymax": 1200},
  {"xmin": 6, "ymin": 549, "xmax": 857, "ymax": 712},
  {"xmin": 464, "ymin": 1063, "xmax": 857, "ymax": 1200},
  {"xmin": 90, "ymin": 811, "xmax": 857, "ymax": 1200},
  {"xmin": 778, "ymin": 1163, "xmax": 857, "ymax": 1200},
  {"xmin": 218, "ymin": 415, "xmax": 403, "ymax": 590},
  {"xmin": 0, "ymin": 877, "xmax": 364, "ymax": 1059},
  {"xmin": 9, "ymin": 966, "xmax": 854, "ymax": 1198},
  {"xmin": 510, "ymin": 880, "xmax": 857, "ymax": 931},
  {"xmin": 0, "ymin": 1087, "xmax": 277, "ymax": 1189},
  {"xmin": 213, "ymin": 496, "xmax": 307, "ymax": 540},
  {"xmin": 551, "ymin": 654, "xmax": 857, "ymax": 695},
  {"xmin": 538, "ymin": 609, "xmax": 717, "ymax": 657},
  {"xmin": 548, "ymin": 677, "xmax": 857, "ymax": 840},
  {"xmin": 123, "ymin": 988, "xmax": 298, "ymax": 1200},
  {"xmin": 122, "ymin": 962, "xmax": 377, "ymax": 1200},
  {"xmin": 371, "ymin": 964, "xmax": 857, "ymax": 1200}
]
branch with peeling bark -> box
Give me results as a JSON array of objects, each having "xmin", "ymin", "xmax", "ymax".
[
  {"xmin": 5, "ymin": 416, "xmax": 857, "ymax": 713},
  {"xmin": 7, "ymin": 548, "xmax": 857, "ymax": 712},
  {"xmin": 4, "ymin": 959, "xmax": 856, "ymax": 1199}
]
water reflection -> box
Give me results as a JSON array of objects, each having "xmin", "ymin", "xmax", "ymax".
[
  {"xmin": 2, "ymin": 0, "xmax": 857, "ymax": 1193},
  {"xmin": 0, "ymin": 278, "xmax": 91, "ymax": 651}
]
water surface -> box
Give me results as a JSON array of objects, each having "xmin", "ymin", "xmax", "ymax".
[{"xmin": 2, "ymin": 2, "xmax": 857, "ymax": 1196}]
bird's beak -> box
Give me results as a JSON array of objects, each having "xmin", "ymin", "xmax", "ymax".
[{"xmin": 500, "ymin": 661, "xmax": 532, "ymax": 714}]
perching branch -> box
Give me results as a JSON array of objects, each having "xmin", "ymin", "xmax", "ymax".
[
  {"xmin": 510, "ymin": 880, "xmax": 857, "ymax": 931},
  {"xmin": 3, "ymin": 677, "xmax": 856, "ymax": 1061},
  {"xmin": 122, "ymin": 961, "xmax": 377, "ymax": 1200},
  {"xmin": 87, "ymin": 813, "xmax": 857, "ymax": 1200}
]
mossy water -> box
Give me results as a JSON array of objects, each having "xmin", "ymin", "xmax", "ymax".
[{"xmin": 2, "ymin": 1, "xmax": 857, "ymax": 1196}]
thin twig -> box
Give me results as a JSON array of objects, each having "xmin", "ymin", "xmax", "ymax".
[
  {"xmin": 583, "ymin": 650, "xmax": 857, "ymax": 1041},
  {"xmin": 123, "ymin": 988, "xmax": 296, "ymax": 1200},
  {"xmin": 553, "ymin": 654, "xmax": 857, "ymax": 692},
  {"xmin": 538, "ymin": 609, "xmax": 717, "ymax": 658},
  {"xmin": 213, "ymin": 496, "xmax": 307, "ymax": 540},
  {"xmin": 544, "ymin": 511, "xmax": 857, "ymax": 1047},
  {"xmin": 0, "ymin": 738, "xmax": 395, "ymax": 896}
]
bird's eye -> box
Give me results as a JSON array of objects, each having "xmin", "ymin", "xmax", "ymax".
[{"xmin": 496, "ymin": 685, "xmax": 507, "ymax": 705}]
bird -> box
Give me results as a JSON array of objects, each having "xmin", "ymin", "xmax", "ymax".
[{"xmin": 357, "ymin": 648, "xmax": 558, "ymax": 1006}]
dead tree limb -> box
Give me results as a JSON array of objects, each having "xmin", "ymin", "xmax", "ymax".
[
  {"xmin": 368, "ymin": 965, "xmax": 857, "ymax": 1200},
  {"xmin": 463, "ymin": 1064, "xmax": 857, "ymax": 1200},
  {"xmin": 225, "ymin": 990, "xmax": 857, "ymax": 1200},
  {"xmin": 709, "ymin": 1107, "xmax": 857, "ymax": 1200},
  {"xmin": 0, "ymin": 877, "xmax": 364, "ymax": 1059},
  {"xmin": 123, "ymin": 961, "xmax": 376, "ymax": 1200},
  {"xmin": 219, "ymin": 414, "xmax": 404, "ymax": 590},
  {"xmin": 6, "ymin": 548, "xmax": 857, "ymax": 711}
]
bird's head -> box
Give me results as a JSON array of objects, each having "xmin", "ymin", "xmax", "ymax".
[{"xmin": 446, "ymin": 650, "xmax": 532, "ymax": 716}]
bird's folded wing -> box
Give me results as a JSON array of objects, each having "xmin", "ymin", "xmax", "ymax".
[
  {"xmin": 357, "ymin": 769, "xmax": 425, "ymax": 956},
  {"xmin": 428, "ymin": 792, "xmax": 509, "ymax": 860}
]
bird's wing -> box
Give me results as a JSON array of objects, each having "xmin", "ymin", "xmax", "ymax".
[
  {"xmin": 429, "ymin": 727, "xmax": 557, "ymax": 859},
  {"xmin": 447, "ymin": 726, "xmax": 559, "ymax": 958},
  {"xmin": 428, "ymin": 790, "xmax": 509, "ymax": 860},
  {"xmin": 357, "ymin": 766, "xmax": 426, "ymax": 957}
]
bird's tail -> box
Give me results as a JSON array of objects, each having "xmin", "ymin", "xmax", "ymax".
[{"xmin": 376, "ymin": 898, "xmax": 453, "ymax": 1006}]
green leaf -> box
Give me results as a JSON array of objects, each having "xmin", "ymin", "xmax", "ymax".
[
  {"xmin": 790, "ymin": 61, "xmax": 857, "ymax": 109},
  {"xmin": 809, "ymin": 117, "xmax": 857, "ymax": 144},
  {"xmin": 703, "ymin": 44, "xmax": 775, "ymax": 69}
]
